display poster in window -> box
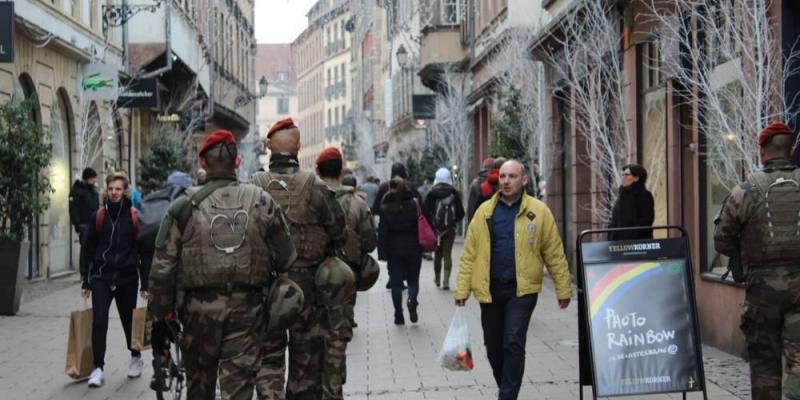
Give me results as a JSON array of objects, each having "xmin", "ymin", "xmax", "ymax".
[{"xmin": 579, "ymin": 237, "xmax": 705, "ymax": 397}]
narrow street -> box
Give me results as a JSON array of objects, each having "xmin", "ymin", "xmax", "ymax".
[{"xmin": 0, "ymin": 240, "xmax": 750, "ymax": 399}]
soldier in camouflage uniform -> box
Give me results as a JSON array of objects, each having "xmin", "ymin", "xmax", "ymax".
[
  {"xmin": 715, "ymin": 122, "xmax": 800, "ymax": 400},
  {"xmin": 252, "ymin": 119, "xmax": 346, "ymax": 400},
  {"xmin": 315, "ymin": 147, "xmax": 377, "ymax": 399},
  {"xmin": 148, "ymin": 130, "xmax": 296, "ymax": 400}
]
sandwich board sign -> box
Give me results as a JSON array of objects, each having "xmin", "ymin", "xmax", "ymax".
[{"xmin": 576, "ymin": 226, "xmax": 708, "ymax": 399}]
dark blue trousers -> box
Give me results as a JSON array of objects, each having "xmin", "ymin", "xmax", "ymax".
[{"xmin": 479, "ymin": 280, "xmax": 538, "ymax": 400}]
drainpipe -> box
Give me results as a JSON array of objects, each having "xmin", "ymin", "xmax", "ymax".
[
  {"xmin": 207, "ymin": 0, "xmax": 215, "ymax": 121},
  {"xmin": 123, "ymin": 0, "xmax": 134, "ymax": 178},
  {"xmin": 139, "ymin": 0, "xmax": 172, "ymax": 79}
]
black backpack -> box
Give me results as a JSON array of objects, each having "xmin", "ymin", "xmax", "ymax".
[
  {"xmin": 432, "ymin": 193, "xmax": 457, "ymax": 232},
  {"xmin": 137, "ymin": 185, "xmax": 188, "ymax": 251}
]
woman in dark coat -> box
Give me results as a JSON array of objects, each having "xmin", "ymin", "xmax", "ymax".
[
  {"xmin": 608, "ymin": 164, "xmax": 655, "ymax": 241},
  {"xmin": 378, "ymin": 177, "xmax": 423, "ymax": 325}
]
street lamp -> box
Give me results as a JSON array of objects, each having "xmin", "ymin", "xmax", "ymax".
[
  {"xmin": 396, "ymin": 45, "xmax": 409, "ymax": 67},
  {"xmin": 259, "ymin": 76, "xmax": 269, "ymax": 96}
]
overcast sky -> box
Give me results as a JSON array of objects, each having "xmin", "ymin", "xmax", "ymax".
[{"xmin": 255, "ymin": 0, "xmax": 318, "ymax": 44}]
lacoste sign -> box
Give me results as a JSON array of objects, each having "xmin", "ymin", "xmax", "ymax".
[
  {"xmin": 81, "ymin": 63, "xmax": 119, "ymax": 101},
  {"xmin": 0, "ymin": 3, "xmax": 14, "ymax": 63}
]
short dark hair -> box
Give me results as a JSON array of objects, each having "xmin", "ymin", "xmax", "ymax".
[
  {"xmin": 342, "ymin": 175, "xmax": 357, "ymax": 187},
  {"xmin": 763, "ymin": 134, "xmax": 794, "ymax": 157},
  {"xmin": 317, "ymin": 159, "xmax": 343, "ymax": 179},
  {"xmin": 622, "ymin": 163, "xmax": 648, "ymax": 185},
  {"xmin": 202, "ymin": 142, "xmax": 238, "ymax": 171}
]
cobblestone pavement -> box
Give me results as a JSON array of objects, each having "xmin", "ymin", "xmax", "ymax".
[{"xmin": 0, "ymin": 240, "xmax": 751, "ymax": 399}]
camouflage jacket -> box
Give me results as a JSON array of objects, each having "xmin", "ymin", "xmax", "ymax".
[
  {"xmin": 148, "ymin": 173, "xmax": 296, "ymax": 318},
  {"xmin": 336, "ymin": 186, "xmax": 377, "ymax": 266},
  {"xmin": 252, "ymin": 160, "xmax": 346, "ymax": 266},
  {"xmin": 714, "ymin": 159, "xmax": 800, "ymax": 268}
]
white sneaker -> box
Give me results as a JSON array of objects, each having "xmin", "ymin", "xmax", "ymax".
[
  {"xmin": 128, "ymin": 356, "xmax": 143, "ymax": 378},
  {"xmin": 88, "ymin": 368, "xmax": 104, "ymax": 387}
]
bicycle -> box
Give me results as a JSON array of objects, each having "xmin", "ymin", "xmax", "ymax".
[{"xmin": 150, "ymin": 319, "xmax": 186, "ymax": 400}]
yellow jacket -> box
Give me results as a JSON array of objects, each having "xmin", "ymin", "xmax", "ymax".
[{"xmin": 454, "ymin": 192, "xmax": 573, "ymax": 303}]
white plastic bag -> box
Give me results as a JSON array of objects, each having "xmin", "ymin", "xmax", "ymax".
[{"xmin": 438, "ymin": 307, "xmax": 474, "ymax": 371}]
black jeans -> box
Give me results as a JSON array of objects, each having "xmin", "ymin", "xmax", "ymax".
[
  {"xmin": 91, "ymin": 277, "xmax": 140, "ymax": 368},
  {"xmin": 479, "ymin": 280, "xmax": 538, "ymax": 400},
  {"xmin": 77, "ymin": 225, "xmax": 90, "ymax": 273},
  {"xmin": 387, "ymin": 253, "xmax": 422, "ymax": 317}
]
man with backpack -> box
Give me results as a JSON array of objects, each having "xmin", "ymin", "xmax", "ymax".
[
  {"xmin": 423, "ymin": 168, "xmax": 465, "ymax": 289},
  {"xmin": 148, "ymin": 130, "xmax": 296, "ymax": 399},
  {"xmin": 136, "ymin": 171, "xmax": 192, "ymax": 272},
  {"xmin": 715, "ymin": 122, "xmax": 800, "ymax": 399}
]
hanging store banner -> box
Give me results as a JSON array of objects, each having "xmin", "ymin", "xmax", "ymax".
[
  {"xmin": 118, "ymin": 78, "xmax": 159, "ymax": 108},
  {"xmin": 0, "ymin": 3, "xmax": 14, "ymax": 63},
  {"xmin": 412, "ymin": 95, "xmax": 436, "ymax": 120},
  {"xmin": 81, "ymin": 63, "xmax": 119, "ymax": 101}
]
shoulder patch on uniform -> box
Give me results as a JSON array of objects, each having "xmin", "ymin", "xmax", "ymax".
[{"xmin": 526, "ymin": 211, "xmax": 536, "ymax": 221}]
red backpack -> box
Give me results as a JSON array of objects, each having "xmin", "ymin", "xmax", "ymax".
[{"xmin": 95, "ymin": 207, "xmax": 139, "ymax": 238}]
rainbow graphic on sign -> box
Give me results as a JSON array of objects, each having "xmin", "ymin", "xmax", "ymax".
[{"xmin": 588, "ymin": 262, "xmax": 664, "ymax": 322}]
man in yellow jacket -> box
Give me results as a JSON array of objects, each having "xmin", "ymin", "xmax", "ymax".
[{"xmin": 455, "ymin": 159, "xmax": 572, "ymax": 400}]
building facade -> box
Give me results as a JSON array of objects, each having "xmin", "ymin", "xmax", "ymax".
[
  {"xmin": 128, "ymin": 0, "xmax": 257, "ymax": 172},
  {"xmin": 255, "ymin": 44, "xmax": 298, "ymax": 167},
  {"xmin": 1, "ymin": 0, "xmax": 128, "ymax": 280},
  {"xmin": 293, "ymin": 0, "xmax": 352, "ymax": 169}
]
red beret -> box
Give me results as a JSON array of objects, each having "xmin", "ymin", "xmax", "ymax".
[
  {"xmin": 316, "ymin": 147, "xmax": 343, "ymax": 165},
  {"xmin": 482, "ymin": 157, "xmax": 495, "ymax": 168},
  {"xmin": 758, "ymin": 122, "xmax": 793, "ymax": 146},
  {"xmin": 267, "ymin": 117, "xmax": 298, "ymax": 138},
  {"xmin": 199, "ymin": 129, "xmax": 236, "ymax": 156}
]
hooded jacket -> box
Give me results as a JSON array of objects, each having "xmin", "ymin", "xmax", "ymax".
[
  {"xmin": 423, "ymin": 183, "xmax": 465, "ymax": 232},
  {"xmin": 81, "ymin": 197, "xmax": 146, "ymax": 291}
]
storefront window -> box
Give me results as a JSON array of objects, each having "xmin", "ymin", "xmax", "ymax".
[
  {"xmin": 49, "ymin": 90, "xmax": 73, "ymax": 274},
  {"xmin": 701, "ymin": 79, "xmax": 743, "ymax": 280},
  {"xmin": 639, "ymin": 42, "xmax": 668, "ymax": 238}
]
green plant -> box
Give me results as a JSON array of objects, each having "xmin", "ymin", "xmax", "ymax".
[
  {"xmin": 0, "ymin": 98, "xmax": 54, "ymax": 241},
  {"xmin": 139, "ymin": 126, "xmax": 187, "ymax": 194},
  {"xmin": 419, "ymin": 145, "xmax": 448, "ymax": 183},
  {"xmin": 490, "ymin": 86, "xmax": 528, "ymax": 162}
]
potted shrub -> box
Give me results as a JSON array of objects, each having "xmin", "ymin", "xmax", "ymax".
[{"xmin": 0, "ymin": 98, "xmax": 53, "ymax": 315}]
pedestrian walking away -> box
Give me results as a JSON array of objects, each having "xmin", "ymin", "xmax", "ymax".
[
  {"xmin": 316, "ymin": 148, "xmax": 378, "ymax": 399},
  {"xmin": 251, "ymin": 118, "xmax": 347, "ymax": 400},
  {"xmin": 608, "ymin": 163, "xmax": 655, "ymax": 241},
  {"xmin": 715, "ymin": 122, "xmax": 800, "ymax": 400},
  {"xmin": 467, "ymin": 158, "xmax": 494, "ymax": 224},
  {"xmin": 148, "ymin": 129, "xmax": 297, "ymax": 400},
  {"xmin": 454, "ymin": 160, "xmax": 572, "ymax": 400},
  {"xmin": 70, "ymin": 167, "xmax": 100, "ymax": 277},
  {"xmin": 80, "ymin": 172, "xmax": 148, "ymax": 388},
  {"xmin": 378, "ymin": 177, "xmax": 424, "ymax": 325},
  {"xmin": 423, "ymin": 167, "xmax": 465, "ymax": 290}
]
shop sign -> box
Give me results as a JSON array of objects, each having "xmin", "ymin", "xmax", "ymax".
[
  {"xmin": 119, "ymin": 78, "xmax": 159, "ymax": 108},
  {"xmin": 81, "ymin": 63, "xmax": 119, "ymax": 101}
]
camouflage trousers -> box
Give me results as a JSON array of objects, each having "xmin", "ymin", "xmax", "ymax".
[
  {"xmin": 256, "ymin": 267, "xmax": 325, "ymax": 400},
  {"xmin": 741, "ymin": 266, "xmax": 800, "ymax": 400},
  {"xmin": 321, "ymin": 301, "xmax": 353, "ymax": 400},
  {"xmin": 179, "ymin": 289, "xmax": 264, "ymax": 400}
]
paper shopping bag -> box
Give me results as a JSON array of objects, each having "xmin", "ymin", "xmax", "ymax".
[
  {"xmin": 65, "ymin": 308, "xmax": 94, "ymax": 379},
  {"xmin": 131, "ymin": 307, "xmax": 153, "ymax": 351}
]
